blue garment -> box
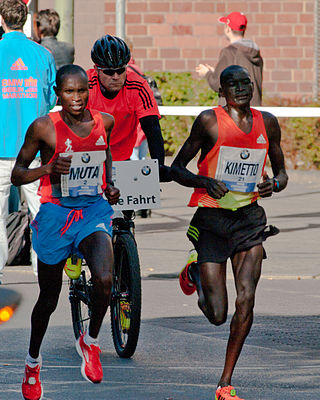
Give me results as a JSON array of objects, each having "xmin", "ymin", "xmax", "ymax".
[
  {"xmin": 0, "ymin": 32, "xmax": 57, "ymax": 157},
  {"xmin": 31, "ymin": 196, "xmax": 113, "ymax": 264}
]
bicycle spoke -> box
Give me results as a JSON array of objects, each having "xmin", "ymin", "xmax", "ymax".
[{"xmin": 110, "ymin": 231, "xmax": 141, "ymax": 358}]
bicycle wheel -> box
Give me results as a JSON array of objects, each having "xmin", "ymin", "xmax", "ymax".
[
  {"xmin": 69, "ymin": 264, "xmax": 92, "ymax": 340},
  {"xmin": 111, "ymin": 232, "xmax": 141, "ymax": 358}
]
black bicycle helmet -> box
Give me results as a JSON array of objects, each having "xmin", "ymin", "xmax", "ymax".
[{"xmin": 91, "ymin": 35, "xmax": 131, "ymax": 68}]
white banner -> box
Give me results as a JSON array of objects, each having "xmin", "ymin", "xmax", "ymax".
[{"xmin": 51, "ymin": 105, "xmax": 320, "ymax": 118}]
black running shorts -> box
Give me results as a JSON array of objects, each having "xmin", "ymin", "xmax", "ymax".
[{"xmin": 187, "ymin": 202, "xmax": 267, "ymax": 264}]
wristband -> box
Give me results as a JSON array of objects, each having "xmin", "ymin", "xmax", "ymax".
[{"xmin": 273, "ymin": 178, "xmax": 280, "ymax": 190}]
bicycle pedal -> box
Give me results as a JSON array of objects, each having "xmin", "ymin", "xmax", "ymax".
[{"xmin": 64, "ymin": 256, "xmax": 82, "ymax": 279}]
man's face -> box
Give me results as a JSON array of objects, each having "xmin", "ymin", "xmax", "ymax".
[
  {"xmin": 94, "ymin": 66, "xmax": 127, "ymax": 94},
  {"xmin": 56, "ymin": 73, "xmax": 89, "ymax": 115},
  {"xmin": 223, "ymin": 24, "xmax": 231, "ymax": 40},
  {"xmin": 220, "ymin": 69, "xmax": 253, "ymax": 106}
]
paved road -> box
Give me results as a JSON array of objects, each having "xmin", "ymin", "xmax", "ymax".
[{"xmin": 1, "ymin": 169, "xmax": 320, "ymax": 399}]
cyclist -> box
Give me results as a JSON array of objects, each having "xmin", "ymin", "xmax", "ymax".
[
  {"xmin": 171, "ymin": 65, "xmax": 288, "ymax": 400},
  {"xmin": 87, "ymin": 34, "xmax": 171, "ymax": 182},
  {"xmin": 11, "ymin": 65, "xmax": 120, "ymax": 400}
]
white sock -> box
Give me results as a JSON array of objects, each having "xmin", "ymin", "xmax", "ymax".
[
  {"xmin": 26, "ymin": 353, "xmax": 42, "ymax": 368},
  {"xmin": 84, "ymin": 331, "xmax": 99, "ymax": 347}
]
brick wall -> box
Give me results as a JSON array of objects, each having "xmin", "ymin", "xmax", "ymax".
[
  {"xmin": 104, "ymin": 0, "xmax": 316, "ymax": 102},
  {"xmin": 38, "ymin": 0, "xmax": 105, "ymax": 71},
  {"xmin": 37, "ymin": 0, "xmax": 317, "ymax": 102}
]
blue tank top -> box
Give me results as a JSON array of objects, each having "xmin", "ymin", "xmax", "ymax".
[{"xmin": 0, "ymin": 32, "xmax": 57, "ymax": 158}]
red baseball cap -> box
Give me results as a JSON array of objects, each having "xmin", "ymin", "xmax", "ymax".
[{"xmin": 218, "ymin": 12, "xmax": 247, "ymax": 31}]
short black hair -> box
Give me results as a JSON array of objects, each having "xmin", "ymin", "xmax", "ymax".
[
  {"xmin": 220, "ymin": 65, "xmax": 250, "ymax": 87},
  {"xmin": 56, "ymin": 64, "xmax": 88, "ymax": 89}
]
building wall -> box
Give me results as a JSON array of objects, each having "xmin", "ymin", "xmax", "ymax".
[
  {"xmin": 104, "ymin": 0, "xmax": 316, "ymax": 102},
  {"xmin": 37, "ymin": 0, "xmax": 316, "ymax": 102},
  {"xmin": 38, "ymin": 0, "xmax": 105, "ymax": 71}
]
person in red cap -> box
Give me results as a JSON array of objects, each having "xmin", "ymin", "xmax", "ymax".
[{"xmin": 196, "ymin": 11, "xmax": 263, "ymax": 106}]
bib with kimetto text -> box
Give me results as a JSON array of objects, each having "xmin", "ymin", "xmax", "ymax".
[{"xmin": 215, "ymin": 146, "xmax": 266, "ymax": 192}]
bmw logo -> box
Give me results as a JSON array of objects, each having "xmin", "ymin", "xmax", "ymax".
[
  {"xmin": 81, "ymin": 153, "xmax": 90, "ymax": 163},
  {"xmin": 240, "ymin": 150, "xmax": 250, "ymax": 160},
  {"xmin": 141, "ymin": 165, "xmax": 151, "ymax": 176}
]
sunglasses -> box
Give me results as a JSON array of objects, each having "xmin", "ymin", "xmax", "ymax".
[{"xmin": 96, "ymin": 66, "xmax": 127, "ymax": 76}]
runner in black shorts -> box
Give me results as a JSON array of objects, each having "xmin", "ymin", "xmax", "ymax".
[
  {"xmin": 188, "ymin": 202, "xmax": 267, "ymax": 264},
  {"xmin": 171, "ymin": 65, "xmax": 288, "ymax": 400}
]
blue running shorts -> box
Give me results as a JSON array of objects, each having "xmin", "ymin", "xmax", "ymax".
[{"xmin": 31, "ymin": 196, "xmax": 113, "ymax": 265}]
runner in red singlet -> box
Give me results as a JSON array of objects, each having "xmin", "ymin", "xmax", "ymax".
[
  {"xmin": 87, "ymin": 34, "xmax": 171, "ymax": 182},
  {"xmin": 11, "ymin": 65, "xmax": 120, "ymax": 400},
  {"xmin": 171, "ymin": 65, "xmax": 288, "ymax": 400}
]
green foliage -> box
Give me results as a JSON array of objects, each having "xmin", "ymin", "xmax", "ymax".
[
  {"xmin": 278, "ymin": 116, "xmax": 320, "ymax": 169},
  {"xmin": 147, "ymin": 72, "xmax": 218, "ymax": 155},
  {"xmin": 148, "ymin": 72, "xmax": 320, "ymax": 169},
  {"xmin": 263, "ymin": 97, "xmax": 320, "ymax": 169}
]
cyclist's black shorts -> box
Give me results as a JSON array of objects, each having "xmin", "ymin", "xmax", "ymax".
[{"xmin": 187, "ymin": 202, "xmax": 268, "ymax": 264}]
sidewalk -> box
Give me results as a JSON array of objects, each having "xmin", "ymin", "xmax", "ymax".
[{"xmin": 1, "ymin": 169, "xmax": 320, "ymax": 400}]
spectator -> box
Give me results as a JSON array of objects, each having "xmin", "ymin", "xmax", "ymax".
[
  {"xmin": 34, "ymin": 8, "xmax": 74, "ymax": 70},
  {"xmin": 196, "ymin": 12, "xmax": 263, "ymax": 106},
  {"xmin": 0, "ymin": 0, "xmax": 56, "ymax": 276}
]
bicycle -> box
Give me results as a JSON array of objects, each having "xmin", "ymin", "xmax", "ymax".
[{"xmin": 68, "ymin": 215, "xmax": 142, "ymax": 358}]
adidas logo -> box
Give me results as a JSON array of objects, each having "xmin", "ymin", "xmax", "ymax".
[
  {"xmin": 256, "ymin": 134, "xmax": 267, "ymax": 144},
  {"xmin": 95, "ymin": 135, "xmax": 106, "ymax": 146},
  {"xmin": 11, "ymin": 58, "xmax": 28, "ymax": 71}
]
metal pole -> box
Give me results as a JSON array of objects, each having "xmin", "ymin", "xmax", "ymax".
[
  {"xmin": 27, "ymin": 0, "xmax": 38, "ymax": 39},
  {"xmin": 54, "ymin": 0, "xmax": 74, "ymax": 43},
  {"xmin": 314, "ymin": 0, "xmax": 320, "ymax": 101},
  {"xmin": 116, "ymin": 0, "xmax": 126, "ymax": 39}
]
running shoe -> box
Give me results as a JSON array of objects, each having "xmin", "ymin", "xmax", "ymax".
[
  {"xmin": 215, "ymin": 385, "xmax": 244, "ymax": 400},
  {"xmin": 179, "ymin": 249, "xmax": 198, "ymax": 296},
  {"xmin": 21, "ymin": 364, "xmax": 43, "ymax": 400},
  {"xmin": 76, "ymin": 333, "xmax": 103, "ymax": 384}
]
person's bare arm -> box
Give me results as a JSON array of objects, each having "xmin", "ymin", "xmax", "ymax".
[
  {"xmin": 101, "ymin": 112, "xmax": 120, "ymax": 205},
  {"xmin": 11, "ymin": 116, "xmax": 71, "ymax": 186},
  {"xmin": 257, "ymin": 112, "xmax": 288, "ymax": 198},
  {"xmin": 171, "ymin": 110, "xmax": 228, "ymax": 199}
]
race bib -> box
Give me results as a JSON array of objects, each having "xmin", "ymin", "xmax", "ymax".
[
  {"xmin": 215, "ymin": 146, "xmax": 266, "ymax": 192},
  {"xmin": 60, "ymin": 150, "xmax": 106, "ymax": 197}
]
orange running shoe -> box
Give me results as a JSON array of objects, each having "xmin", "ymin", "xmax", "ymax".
[
  {"xmin": 179, "ymin": 249, "xmax": 198, "ymax": 296},
  {"xmin": 215, "ymin": 385, "xmax": 244, "ymax": 400},
  {"xmin": 21, "ymin": 364, "xmax": 43, "ymax": 400},
  {"xmin": 76, "ymin": 333, "xmax": 103, "ymax": 383}
]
